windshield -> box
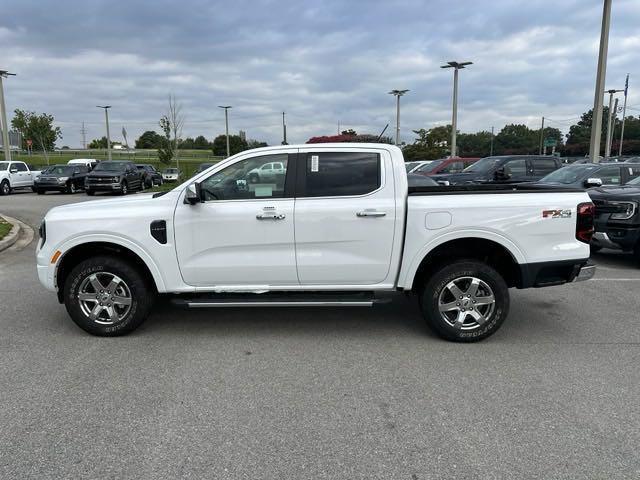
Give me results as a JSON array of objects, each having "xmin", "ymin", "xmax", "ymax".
[
  {"xmin": 94, "ymin": 162, "xmax": 127, "ymax": 172},
  {"xmin": 43, "ymin": 165, "xmax": 74, "ymax": 175},
  {"xmin": 539, "ymin": 164, "xmax": 600, "ymax": 184},
  {"xmin": 463, "ymin": 157, "xmax": 504, "ymax": 173},
  {"xmin": 0, "ymin": 162, "xmax": 9, "ymax": 171},
  {"xmin": 165, "ymin": 168, "xmax": 178, "ymax": 173},
  {"xmin": 404, "ymin": 162, "xmax": 418, "ymax": 172},
  {"xmin": 415, "ymin": 160, "xmax": 445, "ymax": 173}
]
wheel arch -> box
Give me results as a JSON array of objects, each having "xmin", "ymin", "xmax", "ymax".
[
  {"xmin": 407, "ymin": 236, "xmax": 523, "ymax": 291},
  {"xmin": 55, "ymin": 238, "xmax": 163, "ymax": 302}
]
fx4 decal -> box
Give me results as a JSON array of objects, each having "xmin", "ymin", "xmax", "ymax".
[{"xmin": 542, "ymin": 209, "xmax": 572, "ymax": 219}]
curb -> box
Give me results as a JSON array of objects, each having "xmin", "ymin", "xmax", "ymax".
[{"xmin": 0, "ymin": 214, "xmax": 23, "ymax": 253}]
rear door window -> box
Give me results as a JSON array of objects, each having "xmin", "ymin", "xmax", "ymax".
[
  {"xmin": 302, "ymin": 152, "xmax": 380, "ymax": 197},
  {"xmin": 505, "ymin": 159, "xmax": 527, "ymax": 179},
  {"xmin": 532, "ymin": 158, "xmax": 558, "ymax": 176},
  {"xmin": 597, "ymin": 166, "xmax": 622, "ymax": 185}
]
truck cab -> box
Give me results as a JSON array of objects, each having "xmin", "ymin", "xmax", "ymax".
[{"xmin": 0, "ymin": 161, "xmax": 41, "ymax": 195}]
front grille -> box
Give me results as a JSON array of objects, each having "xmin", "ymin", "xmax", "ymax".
[{"xmin": 88, "ymin": 176, "xmax": 117, "ymax": 184}]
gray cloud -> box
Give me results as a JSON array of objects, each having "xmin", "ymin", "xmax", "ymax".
[{"xmin": 1, "ymin": 0, "xmax": 639, "ymax": 147}]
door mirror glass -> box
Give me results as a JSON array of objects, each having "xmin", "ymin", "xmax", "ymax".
[
  {"xmin": 584, "ymin": 177, "xmax": 603, "ymax": 188},
  {"xmin": 185, "ymin": 183, "xmax": 202, "ymax": 205}
]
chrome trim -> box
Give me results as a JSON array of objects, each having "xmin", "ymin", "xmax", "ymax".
[
  {"xmin": 574, "ymin": 265, "xmax": 596, "ymax": 283},
  {"xmin": 256, "ymin": 213, "xmax": 286, "ymax": 220},
  {"xmin": 186, "ymin": 300, "xmax": 374, "ymax": 308},
  {"xmin": 357, "ymin": 210, "xmax": 387, "ymax": 217}
]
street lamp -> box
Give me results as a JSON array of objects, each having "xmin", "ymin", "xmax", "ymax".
[
  {"xmin": 0, "ymin": 70, "xmax": 16, "ymax": 162},
  {"xmin": 388, "ymin": 89, "xmax": 409, "ymax": 146},
  {"xmin": 604, "ymin": 88, "xmax": 623, "ymax": 161},
  {"xmin": 96, "ymin": 105, "xmax": 112, "ymax": 161},
  {"xmin": 218, "ymin": 106, "xmax": 232, "ymax": 157},
  {"xmin": 441, "ymin": 61, "xmax": 472, "ymax": 157}
]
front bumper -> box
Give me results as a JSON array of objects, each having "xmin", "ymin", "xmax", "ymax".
[
  {"xmin": 85, "ymin": 182, "xmax": 122, "ymax": 192},
  {"xmin": 591, "ymin": 226, "xmax": 640, "ymax": 252}
]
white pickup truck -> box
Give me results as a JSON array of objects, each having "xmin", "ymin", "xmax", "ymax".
[
  {"xmin": 0, "ymin": 160, "xmax": 42, "ymax": 195},
  {"xmin": 36, "ymin": 144, "xmax": 596, "ymax": 341}
]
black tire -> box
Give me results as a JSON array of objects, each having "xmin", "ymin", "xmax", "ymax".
[
  {"xmin": 120, "ymin": 181, "xmax": 128, "ymax": 195},
  {"xmin": 63, "ymin": 255, "xmax": 155, "ymax": 336},
  {"xmin": 36, "ymin": 189, "xmax": 45, "ymax": 195},
  {"xmin": 0, "ymin": 180, "xmax": 10, "ymax": 196},
  {"xmin": 86, "ymin": 189, "xmax": 95, "ymax": 196},
  {"xmin": 420, "ymin": 260, "xmax": 510, "ymax": 342},
  {"xmin": 66, "ymin": 182, "xmax": 77, "ymax": 194}
]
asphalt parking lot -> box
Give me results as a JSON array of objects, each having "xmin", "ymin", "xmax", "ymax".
[{"xmin": 1, "ymin": 190, "xmax": 639, "ymax": 479}]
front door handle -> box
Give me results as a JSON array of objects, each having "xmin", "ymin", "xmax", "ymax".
[
  {"xmin": 256, "ymin": 213, "xmax": 286, "ymax": 220},
  {"xmin": 356, "ymin": 210, "xmax": 386, "ymax": 218}
]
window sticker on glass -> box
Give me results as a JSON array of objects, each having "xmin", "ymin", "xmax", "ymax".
[{"xmin": 311, "ymin": 155, "xmax": 319, "ymax": 172}]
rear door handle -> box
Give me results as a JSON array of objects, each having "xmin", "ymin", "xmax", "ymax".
[
  {"xmin": 256, "ymin": 213, "xmax": 286, "ymax": 220},
  {"xmin": 356, "ymin": 210, "xmax": 386, "ymax": 217}
]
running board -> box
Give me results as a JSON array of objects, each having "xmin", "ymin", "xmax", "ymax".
[{"xmin": 171, "ymin": 292, "xmax": 380, "ymax": 308}]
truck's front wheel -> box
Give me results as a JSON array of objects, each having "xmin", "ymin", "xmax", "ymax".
[
  {"xmin": 420, "ymin": 260, "xmax": 509, "ymax": 342},
  {"xmin": 63, "ymin": 255, "xmax": 155, "ymax": 336}
]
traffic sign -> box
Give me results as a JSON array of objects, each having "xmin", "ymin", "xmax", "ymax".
[{"xmin": 544, "ymin": 138, "xmax": 556, "ymax": 147}]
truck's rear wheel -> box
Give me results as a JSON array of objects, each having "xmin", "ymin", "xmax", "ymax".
[
  {"xmin": 63, "ymin": 255, "xmax": 155, "ymax": 336},
  {"xmin": 420, "ymin": 260, "xmax": 509, "ymax": 342}
]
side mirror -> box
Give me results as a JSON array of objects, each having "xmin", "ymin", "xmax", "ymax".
[
  {"xmin": 185, "ymin": 183, "xmax": 202, "ymax": 205},
  {"xmin": 494, "ymin": 166, "xmax": 512, "ymax": 181},
  {"xmin": 584, "ymin": 177, "xmax": 603, "ymax": 188}
]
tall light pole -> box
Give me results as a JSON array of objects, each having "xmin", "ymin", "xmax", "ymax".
[
  {"xmin": 538, "ymin": 116, "xmax": 545, "ymax": 155},
  {"xmin": 218, "ymin": 106, "xmax": 232, "ymax": 157},
  {"xmin": 0, "ymin": 70, "xmax": 16, "ymax": 162},
  {"xmin": 604, "ymin": 89, "xmax": 623, "ymax": 161},
  {"xmin": 441, "ymin": 61, "xmax": 472, "ymax": 157},
  {"xmin": 618, "ymin": 74, "xmax": 630, "ymax": 157},
  {"xmin": 96, "ymin": 105, "xmax": 112, "ymax": 161},
  {"xmin": 388, "ymin": 89, "xmax": 409, "ymax": 146},
  {"xmin": 282, "ymin": 111, "xmax": 287, "ymax": 145},
  {"xmin": 588, "ymin": 0, "xmax": 612, "ymax": 163}
]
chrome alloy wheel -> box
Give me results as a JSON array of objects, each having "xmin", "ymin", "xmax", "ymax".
[
  {"xmin": 438, "ymin": 276, "xmax": 496, "ymax": 331},
  {"xmin": 77, "ymin": 272, "xmax": 133, "ymax": 325}
]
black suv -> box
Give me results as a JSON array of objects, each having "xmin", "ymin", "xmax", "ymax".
[
  {"xmin": 589, "ymin": 178, "xmax": 640, "ymax": 262},
  {"xmin": 85, "ymin": 161, "xmax": 143, "ymax": 196},
  {"xmin": 136, "ymin": 164, "xmax": 163, "ymax": 188},
  {"xmin": 34, "ymin": 164, "xmax": 88, "ymax": 194},
  {"xmin": 430, "ymin": 155, "xmax": 562, "ymax": 185}
]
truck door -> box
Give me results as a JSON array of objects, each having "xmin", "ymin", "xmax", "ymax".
[
  {"xmin": 173, "ymin": 150, "xmax": 299, "ymax": 287},
  {"xmin": 294, "ymin": 148, "xmax": 397, "ymax": 285},
  {"xmin": 11, "ymin": 162, "xmax": 30, "ymax": 187}
]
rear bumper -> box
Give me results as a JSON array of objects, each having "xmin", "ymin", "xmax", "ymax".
[{"xmin": 518, "ymin": 258, "xmax": 592, "ymax": 288}]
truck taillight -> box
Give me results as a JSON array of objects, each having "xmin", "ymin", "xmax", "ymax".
[{"xmin": 576, "ymin": 202, "xmax": 595, "ymax": 244}]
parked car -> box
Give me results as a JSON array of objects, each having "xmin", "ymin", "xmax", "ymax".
[
  {"xmin": 246, "ymin": 160, "xmax": 286, "ymax": 184},
  {"xmin": 535, "ymin": 163, "xmax": 640, "ymax": 189},
  {"xmin": 404, "ymin": 160, "xmax": 432, "ymax": 173},
  {"xmin": 37, "ymin": 143, "xmax": 595, "ymax": 341},
  {"xmin": 84, "ymin": 161, "xmax": 143, "ymax": 196},
  {"xmin": 588, "ymin": 179, "xmax": 640, "ymax": 261},
  {"xmin": 34, "ymin": 164, "xmax": 89, "ymax": 194},
  {"xmin": 136, "ymin": 164, "xmax": 163, "ymax": 188},
  {"xmin": 197, "ymin": 162, "xmax": 215, "ymax": 173},
  {"xmin": 430, "ymin": 155, "xmax": 562, "ymax": 185},
  {"xmin": 413, "ymin": 157, "xmax": 480, "ymax": 176},
  {"xmin": 0, "ymin": 161, "xmax": 42, "ymax": 195},
  {"xmin": 68, "ymin": 158, "xmax": 99, "ymax": 170},
  {"xmin": 162, "ymin": 168, "xmax": 181, "ymax": 182}
]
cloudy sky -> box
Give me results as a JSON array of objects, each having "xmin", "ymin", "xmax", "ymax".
[{"xmin": 1, "ymin": 0, "xmax": 639, "ymax": 148}]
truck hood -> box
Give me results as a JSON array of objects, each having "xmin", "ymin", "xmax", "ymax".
[{"xmin": 588, "ymin": 185, "xmax": 640, "ymax": 201}]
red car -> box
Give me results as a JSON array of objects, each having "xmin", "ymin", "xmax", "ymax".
[{"xmin": 413, "ymin": 157, "xmax": 480, "ymax": 176}]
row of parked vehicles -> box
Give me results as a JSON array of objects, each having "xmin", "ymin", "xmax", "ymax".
[{"xmin": 408, "ymin": 155, "xmax": 640, "ymax": 263}]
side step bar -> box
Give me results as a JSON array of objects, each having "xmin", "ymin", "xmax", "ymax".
[{"xmin": 171, "ymin": 292, "xmax": 382, "ymax": 308}]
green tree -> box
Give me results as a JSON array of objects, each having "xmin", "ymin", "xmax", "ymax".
[
  {"xmin": 401, "ymin": 126, "xmax": 451, "ymax": 160},
  {"xmin": 193, "ymin": 135, "xmax": 210, "ymax": 149},
  {"xmin": 11, "ymin": 109, "xmax": 62, "ymax": 153},
  {"xmin": 157, "ymin": 116, "xmax": 174, "ymax": 165},
  {"xmin": 135, "ymin": 130, "xmax": 162, "ymax": 149},
  {"xmin": 212, "ymin": 134, "xmax": 248, "ymax": 156},
  {"xmin": 88, "ymin": 137, "xmax": 108, "ymax": 149},
  {"xmin": 458, "ymin": 131, "xmax": 493, "ymax": 157},
  {"xmin": 247, "ymin": 139, "xmax": 268, "ymax": 149}
]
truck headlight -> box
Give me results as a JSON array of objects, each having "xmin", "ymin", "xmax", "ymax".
[
  {"xmin": 58, "ymin": 177, "xmax": 69, "ymax": 183},
  {"xmin": 610, "ymin": 201, "xmax": 636, "ymax": 220}
]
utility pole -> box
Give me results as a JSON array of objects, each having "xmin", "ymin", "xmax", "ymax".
[
  {"xmin": 0, "ymin": 70, "xmax": 16, "ymax": 162},
  {"xmin": 490, "ymin": 126, "xmax": 494, "ymax": 156},
  {"xmin": 282, "ymin": 111, "xmax": 287, "ymax": 145},
  {"xmin": 218, "ymin": 105, "xmax": 232, "ymax": 157},
  {"xmin": 80, "ymin": 122, "xmax": 87, "ymax": 149},
  {"xmin": 588, "ymin": 0, "xmax": 612, "ymax": 163},
  {"xmin": 96, "ymin": 105, "xmax": 112, "ymax": 161},
  {"xmin": 604, "ymin": 89, "xmax": 623, "ymax": 161},
  {"xmin": 538, "ymin": 116, "xmax": 545, "ymax": 155},
  {"xmin": 388, "ymin": 89, "xmax": 409, "ymax": 146},
  {"xmin": 619, "ymin": 74, "xmax": 630, "ymax": 157},
  {"xmin": 441, "ymin": 61, "xmax": 472, "ymax": 157}
]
